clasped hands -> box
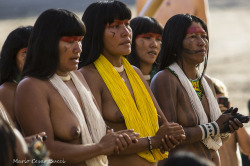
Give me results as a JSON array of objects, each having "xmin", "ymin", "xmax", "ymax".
[
  {"xmin": 216, "ymin": 107, "xmax": 249, "ymax": 133},
  {"xmin": 153, "ymin": 122, "xmax": 186, "ymax": 153},
  {"xmin": 99, "ymin": 129, "xmax": 139, "ymax": 155}
]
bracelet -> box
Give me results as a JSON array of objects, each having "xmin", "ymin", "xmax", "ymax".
[
  {"xmin": 147, "ymin": 136, "xmax": 155, "ymax": 159},
  {"xmin": 198, "ymin": 121, "xmax": 219, "ymax": 139}
]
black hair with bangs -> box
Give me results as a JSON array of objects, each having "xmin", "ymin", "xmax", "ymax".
[
  {"xmin": 128, "ymin": 16, "xmax": 163, "ymax": 68},
  {"xmin": 22, "ymin": 8, "xmax": 86, "ymax": 80},
  {"xmin": 79, "ymin": 0, "xmax": 132, "ymax": 67}
]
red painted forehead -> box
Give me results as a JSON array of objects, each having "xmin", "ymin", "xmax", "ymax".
[
  {"xmin": 107, "ymin": 19, "xmax": 130, "ymax": 28},
  {"xmin": 60, "ymin": 36, "xmax": 83, "ymax": 42},
  {"xmin": 187, "ymin": 26, "xmax": 206, "ymax": 34},
  {"xmin": 136, "ymin": 33, "xmax": 162, "ymax": 40},
  {"xmin": 19, "ymin": 48, "xmax": 27, "ymax": 52}
]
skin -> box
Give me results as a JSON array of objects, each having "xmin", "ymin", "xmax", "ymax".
[
  {"xmin": 138, "ymin": 0, "xmax": 209, "ymax": 26},
  {"xmin": 16, "ymin": 35, "xmax": 137, "ymax": 165},
  {"xmin": 79, "ymin": 19, "xmax": 185, "ymax": 166},
  {"xmin": 135, "ymin": 33, "xmax": 161, "ymax": 85},
  {"xmin": 16, "ymin": 47, "xmax": 27, "ymax": 73},
  {"xmin": 0, "ymin": 82, "xmax": 17, "ymax": 126},
  {"xmin": 151, "ymin": 22, "xmax": 243, "ymax": 166},
  {"xmin": 0, "ymin": 47, "xmax": 27, "ymax": 129},
  {"xmin": 217, "ymin": 94, "xmax": 250, "ymax": 166}
]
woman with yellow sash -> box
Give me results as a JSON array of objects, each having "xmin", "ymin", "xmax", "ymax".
[
  {"xmin": 79, "ymin": 1, "xmax": 186, "ymax": 166},
  {"xmin": 15, "ymin": 8, "xmax": 139, "ymax": 166}
]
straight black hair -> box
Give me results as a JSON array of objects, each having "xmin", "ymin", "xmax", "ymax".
[
  {"xmin": 158, "ymin": 14, "xmax": 209, "ymax": 79},
  {"xmin": 22, "ymin": 8, "xmax": 86, "ymax": 80},
  {"xmin": 128, "ymin": 16, "xmax": 163, "ymax": 68},
  {"xmin": 79, "ymin": 0, "xmax": 131, "ymax": 68},
  {"xmin": 0, "ymin": 26, "xmax": 32, "ymax": 84}
]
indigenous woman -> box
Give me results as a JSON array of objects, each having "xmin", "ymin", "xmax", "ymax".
[
  {"xmin": 0, "ymin": 26, "xmax": 32, "ymax": 128},
  {"xmin": 150, "ymin": 14, "xmax": 244, "ymax": 166},
  {"xmin": 127, "ymin": 16, "xmax": 162, "ymax": 85},
  {"xmin": 15, "ymin": 8, "xmax": 138, "ymax": 166},
  {"xmin": 79, "ymin": 1, "xmax": 185, "ymax": 166}
]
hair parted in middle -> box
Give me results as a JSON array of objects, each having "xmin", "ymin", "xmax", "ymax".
[{"xmin": 158, "ymin": 14, "xmax": 209, "ymax": 79}]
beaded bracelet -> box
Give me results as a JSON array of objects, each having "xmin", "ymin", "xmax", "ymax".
[
  {"xmin": 147, "ymin": 136, "xmax": 155, "ymax": 159},
  {"xmin": 199, "ymin": 121, "xmax": 219, "ymax": 139}
]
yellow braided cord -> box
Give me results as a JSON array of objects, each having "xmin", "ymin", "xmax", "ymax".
[{"xmin": 94, "ymin": 55, "xmax": 168, "ymax": 162}]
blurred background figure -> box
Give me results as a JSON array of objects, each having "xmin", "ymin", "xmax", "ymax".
[
  {"xmin": 241, "ymin": 99, "xmax": 250, "ymax": 166},
  {"xmin": 162, "ymin": 151, "xmax": 215, "ymax": 166},
  {"xmin": 212, "ymin": 77, "xmax": 250, "ymax": 166},
  {"xmin": 127, "ymin": 16, "xmax": 163, "ymax": 85},
  {"xmin": 0, "ymin": 115, "xmax": 29, "ymax": 166},
  {"xmin": 0, "ymin": 26, "xmax": 32, "ymax": 130},
  {"xmin": 137, "ymin": 0, "xmax": 209, "ymax": 27}
]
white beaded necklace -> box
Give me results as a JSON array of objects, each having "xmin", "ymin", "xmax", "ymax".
[
  {"xmin": 114, "ymin": 65, "xmax": 124, "ymax": 73},
  {"xmin": 58, "ymin": 74, "xmax": 71, "ymax": 81},
  {"xmin": 143, "ymin": 75, "xmax": 151, "ymax": 81}
]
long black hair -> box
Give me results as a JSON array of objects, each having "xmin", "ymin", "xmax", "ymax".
[
  {"xmin": 158, "ymin": 14, "xmax": 209, "ymax": 79},
  {"xmin": 0, "ymin": 26, "xmax": 32, "ymax": 85},
  {"xmin": 79, "ymin": 0, "xmax": 132, "ymax": 68},
  {"xmin": 22, "ymin": 9, "xmax": 86, "ymax": 80},
  {"xmin": 127, "ymin": 16, "xmax": 163, "ymax": 68}
]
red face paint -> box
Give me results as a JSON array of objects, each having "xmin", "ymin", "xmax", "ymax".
[
  {"xmin": 60, "ymin": 36, "xmax": 83, "ymax": 42},
  {"xmin": 19, "ymin": 48, "xmax": 27, "ymax": 53},
  {"xmin": 187, "ymin": 27, "xmax": 206, "ymax": 34},
  {"xmin": 136, "ymin": 33, "xmax": 162, "ymax": 40},
  {"xmin": 107, "ymin": 19, "xmax": 130, "ymax": 28}
]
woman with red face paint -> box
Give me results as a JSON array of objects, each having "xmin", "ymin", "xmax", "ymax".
[
  {"xmin": 79, "ymin": 1, "xmax": 186, "ymax": 166},
  {"xmin": 15, "ymin": 8, "xmax": 139, "ymax": 166},
  {"xmin": 127, "ymin": 16, "xmax": 163, "ymax": 85},
  {"xmin": 150, "ymin": 14, "xmax": 248, "ymax": 166}
]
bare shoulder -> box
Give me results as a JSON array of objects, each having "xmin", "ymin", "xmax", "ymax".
[
  {"xmin": 79, "ymin": 64, "xmax": 101, "ymax": 82},
  {"xmin": 203, "ymin": 74, "xmax": 213, "ymax": 87},
  {"xmin": 0, "ymin": 82, "xmax": 16, "ymax": 97},
  {"xmin": 78, "ymin": 64, "xmax": 104, "ymax": 92},
  {"xmin": 72, "ymin": 70, "xmax": 92, "ymax": 91},
  {"xmin": 151, "ymin": 69, "xmax": 179, "ymax": 88},
  {"xmin": 131, "ymin": 65, "xmax": 142, "ymax": 74},
  {"xmin": 79, "ymin": 64, "xmax": 98, "ymax": 76},
  {"xmin": 0, "ymin": 82, "xmax": 17, "ymax": 122},
  {"xmin": 17, "ymin": 77, "xmax": 49, "ymax": 95}
]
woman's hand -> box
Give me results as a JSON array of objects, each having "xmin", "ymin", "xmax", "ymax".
[
  {"xmin": 24, "ymin": 131, "xmax": 47, "ymax": 144},
  {"xmin": 98, "ymin": 129, "xmax": 139, "ymax": 155},
  {"xmin": 156, "ymin": 122, "xmax": 186, "ymax": 141},
  {"xmin": 216, "ymin": 107, "xmax": 244, "ymax": 133}
]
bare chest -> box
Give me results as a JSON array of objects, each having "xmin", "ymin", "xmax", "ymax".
[
  {"xmin": 176, "ymin": 84, "xmax": 211, "ymax": 126},
  {"xmin": 101, "ymin": 73, "xmax": 135, "ymax": 130},
  {"xmin": 48, "ymin": 82, "xmax": 84, "ymax": 143}
]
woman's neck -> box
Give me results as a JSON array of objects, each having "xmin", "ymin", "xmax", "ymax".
[
  {"xmin": 102, "ymin": 52, "xmax": 123, "ymax": 67},
  {"xmin": 177, "ymin": 61, "xmax": 197, "ymax": 80},
  {"xmin": 139, "ymin": 63, "xmax": 153, "ymax": 75}
]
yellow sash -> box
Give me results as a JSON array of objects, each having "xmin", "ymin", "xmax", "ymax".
[{"xmin": 94, "ymin": 54, "xmax": 168, "ymax": 162}]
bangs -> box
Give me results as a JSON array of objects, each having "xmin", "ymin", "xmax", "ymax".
[
  {"xmin": 60, "ymin": 12, "xmax": 86, "ymax": 37},
  {"xmin": 130, "ymin": 17, "xmax": 163, "ymax": 38},
  {"xmin": 104, "ymin": 1, "xmax": 131, "ymax": 24},
  {"xmin": 137, "ymin": 19, "xmax": 162, "ymax": 35}
]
